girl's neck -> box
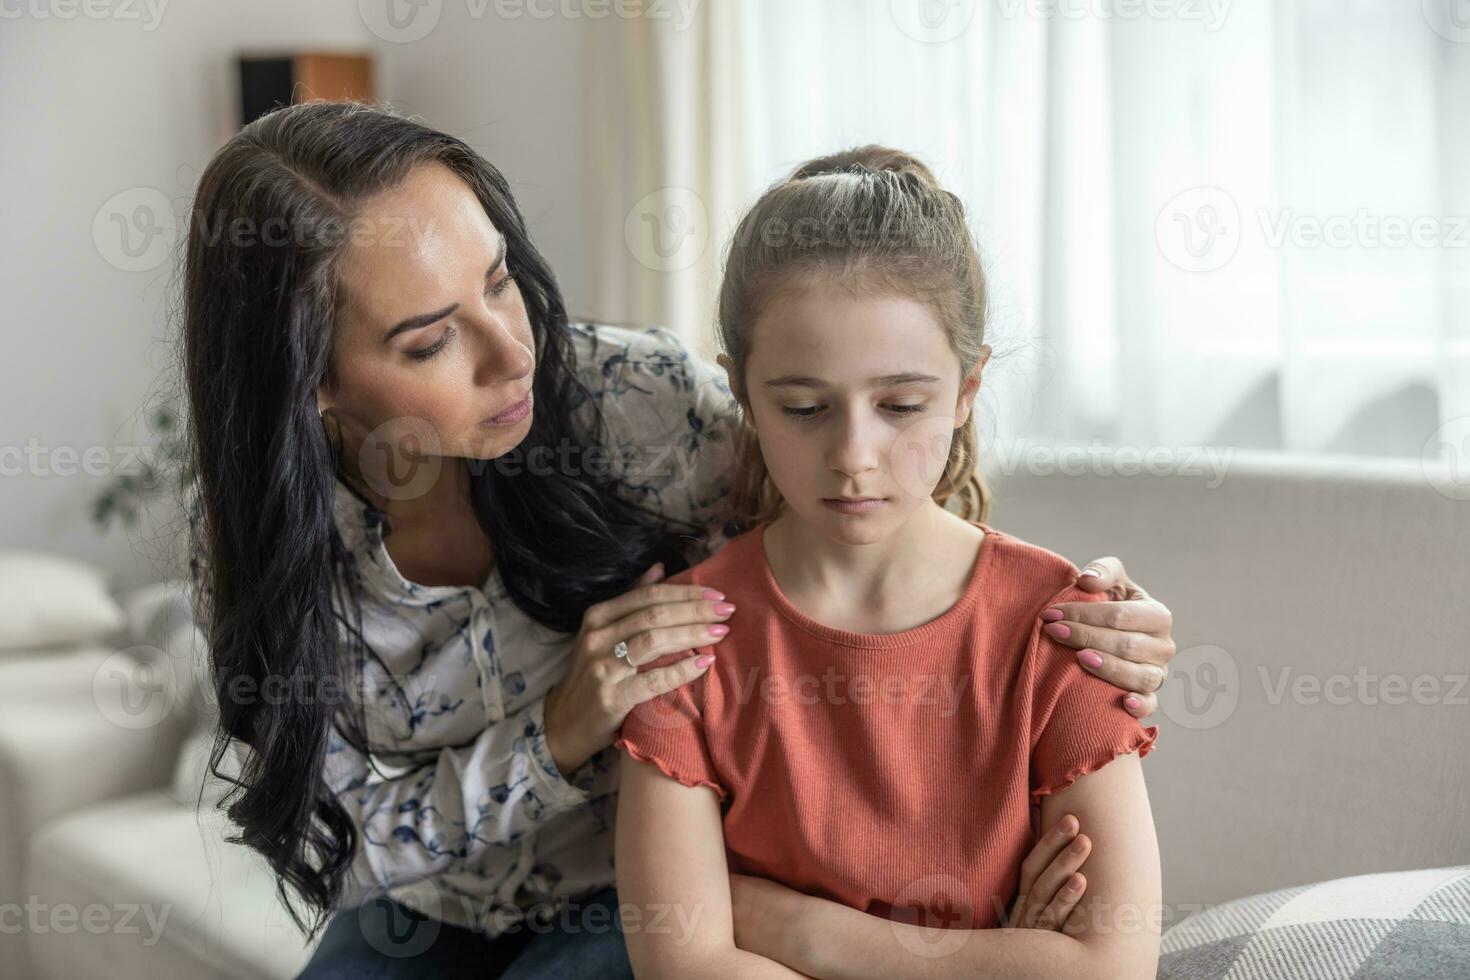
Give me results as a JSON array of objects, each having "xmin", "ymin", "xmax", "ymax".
[{"xmin": 762, "ymin": 502, "xmax": 985, "ymax": 635}]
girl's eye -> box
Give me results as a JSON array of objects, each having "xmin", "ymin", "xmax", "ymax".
[
  {"xmin": 408, "ymin": 325, "xmax": 457, "ymax": 362},
  {"xmin": 489, "ymin": 272, "xmax": 517, "ymax": 297},
  {"xmin": 781, "ymin": 405, "xmax": 822, "ymax": 419},
  {"xmin": 779, "ymin": 403, "xmax": 927, "ymax": 419}
]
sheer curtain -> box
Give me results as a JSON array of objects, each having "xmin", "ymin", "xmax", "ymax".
[{"xmin": 583, "ymin": 0, "xmax": 1470, "ymax": 460}]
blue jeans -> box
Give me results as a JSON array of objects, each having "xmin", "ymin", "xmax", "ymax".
[{"xmin": 295, "ymin": 885, "xmax": 634, "ymax": 979}]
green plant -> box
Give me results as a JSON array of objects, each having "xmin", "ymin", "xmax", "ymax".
[{"xmin": 92, "ymin": 403, "xmax": 194, "ymax": 532}]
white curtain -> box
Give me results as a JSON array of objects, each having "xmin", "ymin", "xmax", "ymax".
[{"xmin": 582, "ymin": 0, "xmax": 1470, "ymax": 459}]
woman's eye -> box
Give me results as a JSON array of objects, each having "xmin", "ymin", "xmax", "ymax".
[
  {"xmin": 781, "ymin": 405, "xmax": 823, "ymax": 419},
  {"xmin": 489, "ymin": 272, "xmax": 517, "ymax": 297},
  {"xmin": 408, "ymin": 325, "xmax": 456, "ymax": 362},
  {"xmin": 884, "ymin": 403, "xmax": 926, "ymax": 415}
]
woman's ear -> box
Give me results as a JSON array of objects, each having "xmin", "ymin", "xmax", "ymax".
[{"xmin": 315, "ymin": 379, "xmax": 336, "ymax": 417}]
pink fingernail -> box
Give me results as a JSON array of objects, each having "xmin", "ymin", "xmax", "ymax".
[
  {"xmin": 1125, "ymin": 695, "xmax": 1141, "ymax": 710},
  {"xmin": 1079, "ymin": 568, "xmax": 1101, "ymax": 579},
  {"xmin": 713, "ymin": 602, "xmax": 737, "ymax": 616},
  {"xmin": 708, "ymin": 624, "xmax": 729, "ymax": 637},
  {"xmin": 1041, "ymin": 608, "xmax": 1065, "ymax": 622},
  {"xmin": 695, "ymin": 653, "xmax": 716, "ymax": 668},
  {"xmin": 1043, "ymin": 622, "xmax": 1071, "ymax": 640},
  {"xmin": 702, "ymin": 588, "xmax": 726, "ymax": 600},
  {"xmin": 1077, "ymin": 649, "xmax": 1102, "ymax": 669}
]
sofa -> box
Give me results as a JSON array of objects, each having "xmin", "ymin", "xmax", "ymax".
[{"xmin": 2, "ymin": 447, "xmax": 1466, "ymax": 979}]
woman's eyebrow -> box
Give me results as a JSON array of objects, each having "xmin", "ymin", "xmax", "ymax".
[
  {"xmin": 381, "ymin": 233, "xmax": 507, "ymax": 344},
  {"xmin": 762, "ymin": 372, "xmax": 942, "ymax": 389}
]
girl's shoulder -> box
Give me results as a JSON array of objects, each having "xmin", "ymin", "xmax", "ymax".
[{"xmin": 972, "ymin": 523, "xmax": 1108, "ymax": 617}]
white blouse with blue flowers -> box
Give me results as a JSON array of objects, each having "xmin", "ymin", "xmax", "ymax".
[{"xmin": 320, "ymin": 322, "xmax": 740, "ymax": 934}]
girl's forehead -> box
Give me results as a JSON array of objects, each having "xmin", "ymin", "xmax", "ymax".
[{"xmin": 748, "ymin": 286, "xmax": 955, "ymax": 371}]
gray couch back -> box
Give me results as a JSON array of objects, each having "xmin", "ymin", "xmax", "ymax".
[{"xmin": 988, "ymin": 448, "xmax": 1470, "ymax": 914}]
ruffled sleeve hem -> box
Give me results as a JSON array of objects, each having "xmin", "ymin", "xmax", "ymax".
[
  {"xmin": 614, "ymin": 737, "xmax": 728, "ymax": 802},
  {"xmin": 1030, "ymin": 724, "xmax": 1159, "ymax": 805}
]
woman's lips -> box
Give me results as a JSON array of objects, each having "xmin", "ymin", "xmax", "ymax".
[
  {"xmin": 822, "ymin": 497, "xmax": 889, "ymax": 514},
  {"xmin": 483, "ymin": 391, "xmax": 533, "ymax": 426}
]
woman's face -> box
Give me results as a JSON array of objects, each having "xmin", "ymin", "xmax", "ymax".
[
  {"xmin": 733, "ymin": 281, "xmax": 984, "ymax": 546},
  {"xmin": 318, "ymin": 161, "xmax": 537, "ymax": 481}
]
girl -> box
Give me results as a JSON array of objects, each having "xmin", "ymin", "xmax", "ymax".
[
  {"xmin": 182, "ymin": 101, "xmax": 1174, "ymax": 979},
  {"xmin": 614, "ymin": 148, "xmax": 1162, "ymax": 978}
]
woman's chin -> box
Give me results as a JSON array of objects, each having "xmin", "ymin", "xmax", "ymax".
[{"xmin": 460, "ymin": 419, "xmax": 535, "ymax": 463}]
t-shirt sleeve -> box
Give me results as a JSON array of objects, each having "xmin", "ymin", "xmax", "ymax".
[
  {"xmin": 611, "ymin": 606, "xmax": 727, "ymax": 801},
  {"xmin": 1027, "ymin": 585, "xmax": 1160, "ymax": 805}
]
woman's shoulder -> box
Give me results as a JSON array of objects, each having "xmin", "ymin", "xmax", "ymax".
[
  {"xmin": 563, "ymin": 321, "xmax": 742, "ymax": 551},
  {"xmin": 564, "ymin": 320, "xmax": 736, "ymax": 437},
  {"xmin": 565, "ymin": 320, "xmax": 732, "ymax": 403}
]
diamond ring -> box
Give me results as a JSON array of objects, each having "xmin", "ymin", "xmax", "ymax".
[{"xmin": 612, "ymin": 640, "xmax": 630, "ymax": 660}]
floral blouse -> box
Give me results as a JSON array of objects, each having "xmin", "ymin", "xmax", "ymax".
[
  {"xmin": 187, "ymin": 323, "xmax": 741, "ymax": 933},
  {"xmin": 318, "ymin": 322, "xmax": 740, "ymax": 935}
]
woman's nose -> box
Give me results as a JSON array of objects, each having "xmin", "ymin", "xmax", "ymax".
[{"xmin": 467, "ymin": 313, "xmax": 534, "ymax": 388}]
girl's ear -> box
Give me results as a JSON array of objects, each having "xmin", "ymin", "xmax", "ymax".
[
  {"xmin": 716, "ymin": 352, "xmax": 744, "ymax": 403},
  {"xmin": 954, "ymin": 344, "xmax": 991, "ymax": 426}
]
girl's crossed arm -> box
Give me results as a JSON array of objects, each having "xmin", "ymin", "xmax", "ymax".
[
  {"xmin": 733, "ymin": 753, "xmax": 1161, "ymax": 980},
  {"xmin": 615, "ymin": 753, "xmax": 814, "ymax": 978}
]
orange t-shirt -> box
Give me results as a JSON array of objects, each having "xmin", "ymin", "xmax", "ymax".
[{"xmin": 612, "ymin": 520, "xmax": 1159, "ymax": 930}]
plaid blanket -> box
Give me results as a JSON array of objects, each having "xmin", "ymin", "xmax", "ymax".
[{"xmin": 1159, "ymin": 865, "xmax": 1470, "ymax": 979}]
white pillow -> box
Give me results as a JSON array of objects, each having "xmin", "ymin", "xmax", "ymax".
[{"xmin": 0, "ymin": 550, "xmax": 126, "ymax": 651}]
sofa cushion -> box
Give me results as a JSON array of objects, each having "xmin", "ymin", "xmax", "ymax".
[
  {"xmin": 27, "ymin": 792, "xmax": 317, "ymax": 980},
  {"xmin": 0, "ymin": 551, "xmax": 125, "ymax": 652},
  {"xmin": 1159, "ymin": 865, "xmax": 1470, "ymax": 979}
]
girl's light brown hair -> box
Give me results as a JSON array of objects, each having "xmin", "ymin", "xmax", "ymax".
[{"xmin": 717, "ymin": 145, "xmax": 991, "ymax": 526}]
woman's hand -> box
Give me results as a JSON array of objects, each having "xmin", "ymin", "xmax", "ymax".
[
  {"xmin": 544, "ymin": 561, "xmax": 734, "ymax": 776},
  {"xmin": 1042, "ymin": 557, "xmax": 1176, "ymax": 718},
  {"xmin": 1005, "ymin": 813, "xmax": 1091, "ymax": 931}
]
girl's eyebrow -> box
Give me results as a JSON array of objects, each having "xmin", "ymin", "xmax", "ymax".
[{"xmin": 763, "ymin": 372, "xmax": 942, "ymax": 389}]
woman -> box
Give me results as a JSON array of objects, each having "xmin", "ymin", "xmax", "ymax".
[{"xmin": 182, "ymin": 101, "xmax": 1177, "ymax": 978}]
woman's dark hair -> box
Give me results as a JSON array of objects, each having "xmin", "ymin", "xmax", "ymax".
[{"xmin": 183, "ymin": 100, "xmax": 690, "ymax": 937}]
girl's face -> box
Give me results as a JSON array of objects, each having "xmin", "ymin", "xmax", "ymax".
[
  {"xmin": 318, "ymin": 162, "xmax": 537, "ymax": 475},
  {"xmin": 732, "ymin": 281, "xmax": 985, "ymax": 546}
]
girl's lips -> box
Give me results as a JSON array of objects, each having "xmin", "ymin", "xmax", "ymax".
[
  {"xmin": 483, "ymin": 391, "xmax": 533, "ymax": 426},
  {"xmin": 822, "ymin": 497, "xmax": 889, "ymax": 514}
]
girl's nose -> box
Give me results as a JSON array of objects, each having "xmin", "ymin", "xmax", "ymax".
[{"xmin": 827, "ymin": 412, "xmax": 881, "ymax": 477}]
